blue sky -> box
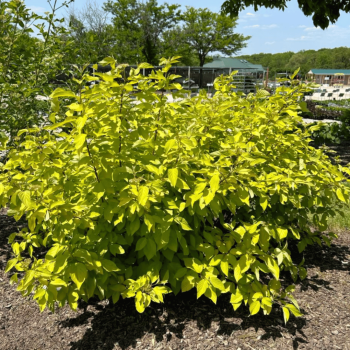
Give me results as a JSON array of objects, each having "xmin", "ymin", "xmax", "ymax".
[{"xmin": 25, "ymin": 0, "xmax": 350, "ymax": 55}]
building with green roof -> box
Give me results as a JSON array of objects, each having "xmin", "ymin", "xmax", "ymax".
[
  {"xmin": 204, "ymin": 56, "xmax": 266, "ymax": 74},
  {"xmin": 200, "ymin": 56, "xmax": 266, "ymax": 93},
  {"xmin": 308, "ymin": 68, "xmax": 350, "ymax": 85}
]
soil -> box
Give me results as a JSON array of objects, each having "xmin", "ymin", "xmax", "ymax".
[
  {"xmin": 327, "ymin": 140, "xmax": 350, "ymax": 167},
  {"xmin": 1, "ymin": 141, "xmax": 350, "ymax": 350}
]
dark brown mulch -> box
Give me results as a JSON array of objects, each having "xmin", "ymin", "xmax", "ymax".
[
  {"xmin": 311, "ymin": 139, "xmax": 350, "ymax": 168},
  {"xmin": 327, "ymin": 140, "xmax": 350, "ymax": 167},
  {"xmin": 0, "ymin": 211, "xmax": 350, "ymax": 350}
]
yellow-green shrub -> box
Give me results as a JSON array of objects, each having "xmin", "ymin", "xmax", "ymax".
[{"xmin": 1, "ymin": 57, "xmax": 349, "ymax": 323}]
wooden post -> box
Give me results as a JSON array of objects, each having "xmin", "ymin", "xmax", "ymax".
[{"xmin": 265, "ymin": 67, "xmax": 269, "ymax": 88}]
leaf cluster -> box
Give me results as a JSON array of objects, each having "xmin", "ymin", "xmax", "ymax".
[
  {"xmin": 0, "ymin": 0, "xmax": 75, "ymax": 150},
  {"xmin": 221, "ymin": 0, "xmax": 350, "ymax": 29},
  {"xmin": 103, "ymin": 0, "xmax": 249, "ymax": 67}
]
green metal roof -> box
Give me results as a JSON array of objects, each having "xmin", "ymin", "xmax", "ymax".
[
  {"xmin": 310, "ymin": 69, "xmax": 350, "ymax": 75},
  {"xmin": 246, "ymin": 63, "xmax": 265, "ymax": 70},
  {"xmin": 203, "ymin": 57, "xmax": 265, "ymax": 71}
]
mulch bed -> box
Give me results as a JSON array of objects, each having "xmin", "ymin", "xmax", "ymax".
[
  {"xmin": 0, "ymin": 208, "xmax": 350, "ymax": 350},
  {"xmin": 310, "ymin": 139, "xmax": 350, "ymax": 168},
  {"xmin": 327, "ymin": 140, "xmax": 350, "ymax": 167}
]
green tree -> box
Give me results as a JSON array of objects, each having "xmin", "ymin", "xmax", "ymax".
[
  {"xmin": 332, "ymin": 47, "xmax": 350, "ymax": 69},
  {"xmin": 66, "ymin": 1, "xmax": 116, "ymax": 64},
  {"xmin": 237, "ymin": 47, "xmax": 350, "ymax": 79},
  {"xmin": 181, "ymin": 6, "xmax": 250, "ymax": 67},
  {"xmin": 237, "ymin": 51, "xmax": 294, "ymax": 79},
  {"xmin": 286, "ymin": 51, "xmax": 314, "ymax": 77},
  {"xmin": 315, "ymin": 50, "xmax": 333, "ymax": 69},
  {"xmin": 0, "ymin": 0, "xmax": 74, "ymax": 148},
  {"xmin": 161, "ymin": 26, "xmax": 200, "ymax": 66},
  {"xmin": 221, "ymin": 0, "xmax": 350, "ymax": 29},
  {"xmin": 104, "ymin": 0, "xmax": 181, "ymax": 65}
]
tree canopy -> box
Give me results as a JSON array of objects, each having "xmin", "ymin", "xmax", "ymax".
[
  {"xmin": 236, "ymin": 46, "xmax": 350, "ymax": 78},
  {"xmin": 181, "ymin": 7, "xmax": 250, "ymax": 67},
  {"xmin": 104, "ymin": 0, "xmax": 182, "ymax": 65},
  {"xmin": 67, "ymin": 1, "xmax": 115, "ymax": 64},
  {"xmin": 103, "ymin": 0, "xmax": 249, "ymax": 66},
  {"xmin": 221, "ymin": 0, "xmax": 350, "ymax": 29}
]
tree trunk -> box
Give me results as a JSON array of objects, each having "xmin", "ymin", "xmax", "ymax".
[{"xmin": 199, "ymin": 55, "xmax": 206, "ymax": 89}]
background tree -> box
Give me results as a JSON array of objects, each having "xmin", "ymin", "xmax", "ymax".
[
  {"xmin": 285, "ymin": 50, "xmax": 314, "ymax": 75},
  {"xmin": 161, "ymin": 26, "xmax": 200, "ymax": 66},
  {"xmin": 66, "ymin": 1, "xmax": 115, "ymax": 64},
  {"xmin": 221, "ymin": 0, "xmax": 350, "ymax": 29},
  {"xmin": 0, "ymin": 0, "xmax": 74, "ymax": 148},
  {"xmin": 237, "ymin": 47, "xmax": 350, "ymax": 79},
  {"xmin": 181, "ymin": 6, "xmax": 250, "ymax": 67},
  {"xmin": 104, "ymin": 0, "xmax": 181, "ymax": 65}
]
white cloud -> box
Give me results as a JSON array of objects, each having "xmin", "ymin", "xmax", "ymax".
[
  {"xmin": 244, "ymin": 24, "xmax": 260, "ymax": 28},
  {"xmin": 304, "ymin": 24, "xmax": 336, "ymax": 31},
  {"xmin": 326, "ymin": 25, "xmax": 350, "ymax": 38},
  {"xmin": 265, "ymin": 41, "xmax": 275, "ymax": 45},
  {"xmin": 240, "ymin": 12, "xmax": 258, "ymax": 20},
  {"xmin": 304, "ymin": 26, "xmax": 322, "ymax": 32},
  {"xmin": 244, "ymin": 24, "xmax": 278, "ymax": 29},
  {"xmin": 298, "ymin": 24, "xmax": 350, "ymax": 40},
  {"xmin": 28, "ymin": 6, "xmax": 47, "ymax": 13},
  {"xmin": 287, "ymin": 36, "xmax": 311, "ymax": 41}
]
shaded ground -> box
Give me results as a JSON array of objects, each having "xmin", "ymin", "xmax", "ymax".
[
  {"xmin": 327, "ymin": 140, "xmax": 350, "ymax": 167},
  {"xmin": 309, "ymin": 139, "xmax": 350, "ymax": 168},
  {"xmin": 0, "ymin": 209, "xmax": 350, "ymax": 350}
]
